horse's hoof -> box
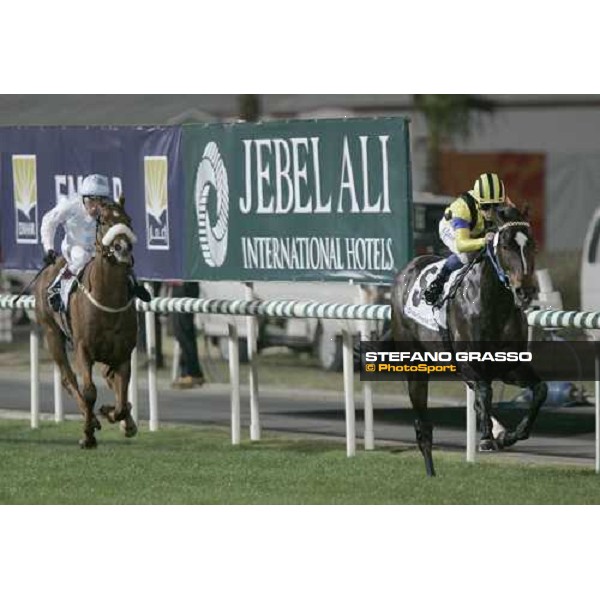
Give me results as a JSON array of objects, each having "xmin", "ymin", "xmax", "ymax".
[
  {"xmin": 499, "ymin": 430, "xmax": 518, "ymax": 448},
  {"xmin": 426, "ymin": 466, "xmax": 436, "ymax": 477},
  {"xmin": 79, "ymin": 437, "xmax": 98, "ymax": 449},
  {"xmin": 478, "ymin": 438, "xmax": 498, "ymax": 452},
  {"xmin": 99, "ymin": 405, "xmax": 116, "ymax": 423},
  {"xmin": 120, "ymin": 420, "xmax": 138, "ymax": 438}
]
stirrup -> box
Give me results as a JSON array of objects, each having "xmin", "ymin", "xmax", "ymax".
[{"xmin": 47, "ymin": 280, "xmax": 62, "ymax": 311}]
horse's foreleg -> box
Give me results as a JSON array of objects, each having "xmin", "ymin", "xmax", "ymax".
[
  {"xmin": 103, "ymin": 359, "xmax": 137, "ymax": 438},
  {"xmin": 75, "ymin": 344, "xmax": 100, "ymax": 448},
  {"xmin": 499, "ymin": 366, "xmax": 548, "ymax": 448},
  {"xmin": 502, "ymin": 374, "xmax": 548, "ymax": 448},
  {"xmin": 407, "ymin": 377, "xmax": 435, "ymax": 477}
]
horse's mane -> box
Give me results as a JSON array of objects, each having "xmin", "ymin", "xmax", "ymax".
[
  {"xmin": 496, "ymin": 205, "xmax": 527, "ymax": 224},
  {"xmin": 97, "ymin": 198, "xmax": 132, "ymax": 227}
]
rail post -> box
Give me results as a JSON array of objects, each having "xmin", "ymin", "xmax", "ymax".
[
  {"xmin": 358, "ymin": 285, "xmax": 374, "ymax": 450},
  {"xmin": 466, "ymin": 385, "xmax": 477, "ymax": 463},
  {"xmin": 53, "ymin": 364, "xmax": 63, "ymax": 423},
  {"xmin": 245, "ymin": 283, "xmax": 261, "ymax": 441},
  {"xmin": 30, "ymin": 325, "xmax": 40, "ymax": 429},
  {"xmin": 144, "ymin": 283, "xmax": 158, "ymax": 431},
  {"xmin": 228, "ymin": 323, "xmax": 241, "ymax": 445},
  {"xmin": 342, "ymin": 328, "xmax": 356, "ymax": 457}
]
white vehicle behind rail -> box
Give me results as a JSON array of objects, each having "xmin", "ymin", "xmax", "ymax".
[{"xmin": 581, "ymin": 206, "xmax": 600, "ymax": 311}]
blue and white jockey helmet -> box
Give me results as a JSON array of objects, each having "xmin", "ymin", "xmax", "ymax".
[{"xmin": 80, "ymin": 174, "xmax": 111, "ymax": 200}]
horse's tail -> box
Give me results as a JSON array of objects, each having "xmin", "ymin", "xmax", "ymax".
[{"xmin": 353, "ymin": 318, "xmax": 392, "ymax": 370}]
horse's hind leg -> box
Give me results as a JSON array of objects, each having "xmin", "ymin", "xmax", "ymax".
[
  {"xmin": 473, "ymin": 380, "xmax": 497, "ymax": 451},
  {"xmin": 407, "ymin": 377, "xmax": 435, "ymax": 477},
  {"xmin": 100, "ymin": 364, "xmax": 116, "ymax": 392},
  {"xmin": 43, "ymin": 322, "xmax": 99, "ymax": 446},
  {"xmin": 99, "ymin": 365, "xmax": 118, "ymax": 424},
  {"xmin": 75, "ymin": 344, "xmax": 101, "ymax": 448}
]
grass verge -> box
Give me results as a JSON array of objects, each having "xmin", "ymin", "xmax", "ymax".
[{"xmin": 0, "ymin": 420, "xmax": 598, "ymax": 504}]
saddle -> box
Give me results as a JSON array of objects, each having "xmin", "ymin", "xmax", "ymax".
[
  {"xmin": 47, "ymin": 264, "xmax": 87, "ymax": 341},
  {"xmin": 403, "ymin": 259, "xmax": 468, "ymax": 332},
  {"xmin": 47, "ymin": 265, "xmax": 78, "ymax": 312}
]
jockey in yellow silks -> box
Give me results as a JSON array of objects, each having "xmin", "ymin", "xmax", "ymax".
[{"xmin": 423, "ymin": 172, "xmax": 510, "ymax": 306}]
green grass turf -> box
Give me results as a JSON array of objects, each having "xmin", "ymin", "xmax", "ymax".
[{"xmin": 1, "ymin": 420, "xmax": 599, "ymax": 504}]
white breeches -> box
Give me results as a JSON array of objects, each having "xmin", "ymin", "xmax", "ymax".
[{"xmin": 61, "ymin": 240, "xmax": 94, "ymax": 275}]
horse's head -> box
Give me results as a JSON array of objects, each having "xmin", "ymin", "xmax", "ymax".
[
  {"xmin": 489, "ymin": 205, "xmax": 536, "ymax": 308},
  {"xmin": 95, "ymin": 197, "xmax": 138, "ymax": 266}
]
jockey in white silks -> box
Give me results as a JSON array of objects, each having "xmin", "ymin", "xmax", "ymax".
[{"xmin": 41, "ymin": 173, "xmax": 150, "ymax": 312}]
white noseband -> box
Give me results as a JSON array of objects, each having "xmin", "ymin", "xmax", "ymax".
[{"xmin": 102, "ymin": 223, "xmax": 137, "ymax": 247}]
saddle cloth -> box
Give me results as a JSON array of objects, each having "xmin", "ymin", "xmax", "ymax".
[
  {"xmin": 403, "ymin": 259, "xmax": 465, "ymax": 332},
  {"xmin": 47, "ymin": 265, "xmax": 82, "ymax": 342}
]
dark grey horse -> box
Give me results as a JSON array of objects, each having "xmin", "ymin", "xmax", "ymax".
[{"xmin": 391, "ymin": 206, "xmax": 547, "ymax": 476}]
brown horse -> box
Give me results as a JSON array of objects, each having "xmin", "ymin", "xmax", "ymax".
[{"xmin": 34, "ymin": 197, "xmax": 139, "ymax": 448}]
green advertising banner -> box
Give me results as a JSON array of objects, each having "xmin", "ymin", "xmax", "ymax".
[{"xmin": 183, "ymin": 118, "xmax": 412, "ymax": 282}]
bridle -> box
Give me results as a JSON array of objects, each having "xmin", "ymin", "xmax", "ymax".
[
  {"xmin": 94, "ymin": 214, "xmax": 137, "ymax": 263},
  {"xmin": 441, "ymin": 219, "xmax": 534, "ymax": 372},
  {"xmin": 75, "ymin": 208, "xmax": 138, "ymax": 313},
  {"xmin": 486, "ymin": 220, "xmax": 532, "ymax": 291}
]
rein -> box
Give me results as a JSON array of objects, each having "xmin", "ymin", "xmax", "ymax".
[
  {"xmin": 488, "ymin": 221, "xmax": 531, "ymax": 288},
  {"xmin": 485, "ymin": 242, "xmax": 509, "ymax": 288},
  {"xmin": 440, "ymin": 220, "xmax": 532, "ymax": 384},
  {"xmin": 77, "ymin": 214, "xmax": 136, "ymax": 313},
  {"xmin": 74, "ymin": 279, "xmax": 135, "ymax": 313},
  {"xmin": 439, "ymin": 250, "xmax": 483, "ymax": 308}
]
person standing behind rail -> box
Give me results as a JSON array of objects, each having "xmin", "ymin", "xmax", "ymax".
[{"xmin": 171, "ymin": 281, "xmax": 205, "ymax": 389}]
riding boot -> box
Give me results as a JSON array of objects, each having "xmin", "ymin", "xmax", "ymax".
[
  {"xmin": 48, "ymin": 266, "xmax": 67, "ymax": 312},
  {"xmin": 59, "ymin": 269, "xmax": 76, "ymax": 313},
  {"xmin": 128, "ymin": 272, "xmax": 152, "ymax": 302},
  {"xmin": 424, "ymin": 254, "xmax": 463, "ymax": 306}
]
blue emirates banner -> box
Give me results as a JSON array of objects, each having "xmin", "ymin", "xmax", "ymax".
[{"xmin": 0, "ymin": 126, "xmax": 183, "ymax": 280}]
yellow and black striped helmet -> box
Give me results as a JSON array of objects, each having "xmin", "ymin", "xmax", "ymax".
[{"xmin": 472, "ymin": 173, "xmax": 505, "ymax": 205}]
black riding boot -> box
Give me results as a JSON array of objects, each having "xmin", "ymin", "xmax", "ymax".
[
  {"xmin": 47, "ymin": 266, "xmax": 71, "ymax": 312},
  {"xmin": 129, "ymin": 273, "xmax": 152, "ymax": 303},
  {"xmin": 48, "ymin": 286, "xmax": 62, "ymax": 311},
  {"xmin": 424, "ymin": 255, "xmax": 463, "ymax": 306}
]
